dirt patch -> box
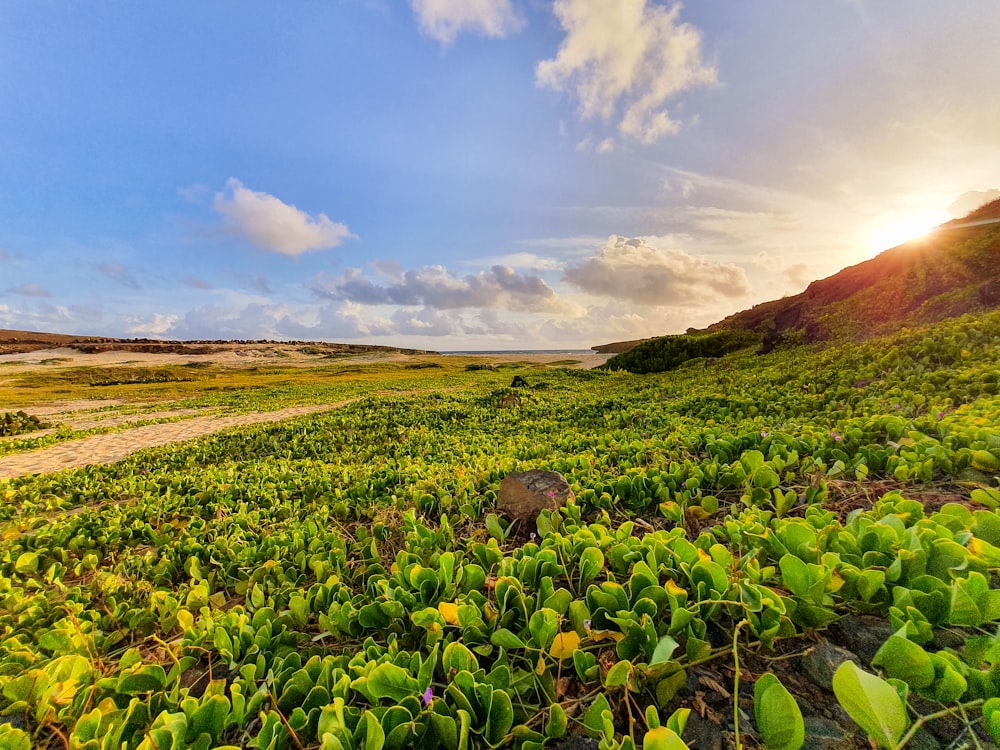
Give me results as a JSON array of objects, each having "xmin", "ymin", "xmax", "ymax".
[{"xmin": 0, "ymin": 400, "xmax": 358, "ymax": 479}]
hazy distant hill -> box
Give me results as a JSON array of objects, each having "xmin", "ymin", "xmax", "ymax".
[{"xmin": 597, "ymin": 198, "xmax": 1000, "ymax": 357}]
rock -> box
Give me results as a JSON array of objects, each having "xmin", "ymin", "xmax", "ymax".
[
  {"xmin": 680, "ymin": 713, "xmax": 723, "ymax": 750},
  {"xmin": 497, "ymin": 470, "xmax": 573, "ymax": 525},
  {"xmin": 802, "ymin": 640, "xmax": 861, "ymax": 692},
  {"xmin": 800, "ymin": 716, "xmax": 859, "ymax": 750},
  {"xmin": 829, "ymin": 615, "xmax": 893, "ymax": 664},
  {"xmin": 550, "ymin": 738, "xmax": 599, "ymax": 750},
  {"xmin": 510, "ymin": 375, "xmax": 529, "ymax": 388}
]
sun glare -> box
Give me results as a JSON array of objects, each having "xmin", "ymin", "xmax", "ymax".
[{"xmin": 867, "ymin": 216, "xmax": 941, "ymax": 254}]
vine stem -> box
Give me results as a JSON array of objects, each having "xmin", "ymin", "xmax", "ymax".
[
  {"xmin": 893, "ymin": 699, "xmax": 985, "ymax": 750},
  {"xmin": 732, "ymin": 619, "xmax": 748, "ymax": 750}
]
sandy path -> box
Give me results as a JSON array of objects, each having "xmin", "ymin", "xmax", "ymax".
[{"xmin": 0, "ymin": 400, "xmax": 357, "ymax": 479}]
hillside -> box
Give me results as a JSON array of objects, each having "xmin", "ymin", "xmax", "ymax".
[
  {"xmin": 597, "ymin": 198, "xmax": 1000, "ymax": 360},
  {"xmin": 710, "ymin": 198, "xmax": 1000, "ymax": 349}
]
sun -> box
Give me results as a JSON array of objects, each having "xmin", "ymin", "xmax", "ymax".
[{"xmin": 867, "ymin": 216, "xmax": 941, "ymax": 254}]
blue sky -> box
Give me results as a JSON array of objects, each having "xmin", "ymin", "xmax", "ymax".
[{"xmin": 2, "ymin": 1, "xmax": 998, "ymax": 349}]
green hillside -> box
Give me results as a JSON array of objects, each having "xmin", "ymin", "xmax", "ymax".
[{"xmin": 710, "ymin": 198, "xmax": 1000, "ymax": 348}]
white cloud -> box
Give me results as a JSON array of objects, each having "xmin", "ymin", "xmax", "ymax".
[
  {"xmin": 213, "ymin": 178, "xmax": 354, "ymax": 257},
  {"xmin": 948, "ymin": 189, "xmax": 1000, "ymax": 219},
  {"xmin": 125, "ymin": 313, "xmax": 179, "ymax": 337},
  {"xmin": 411, "ymin": 0, "xmax": 523, "ymax": 44},
  {"xmin": 468, "ymin": 252, "xmax": 564, "ymax": 271},
  {"xmin": 537, "ymin": 0, "xmax": 716, "ymax": 144},
  {"xmin": 564, "ymin": 235, "xmax": 751, "ymax": 305}
]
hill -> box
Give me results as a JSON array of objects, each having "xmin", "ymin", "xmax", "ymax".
[
  {"xmin": 598, "ymin": 198, "xmax": 1000, "ymax": 369},
  {"xmin": 710, "ymin": 197, "xmax": 1000, "ymax": 348}
]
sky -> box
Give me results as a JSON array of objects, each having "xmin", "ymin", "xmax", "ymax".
[{"xmin": 1, "ymin": 1, "xmax": 999, "ymax": 350}]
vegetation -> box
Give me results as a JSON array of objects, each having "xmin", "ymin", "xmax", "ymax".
[
  {"xmin": 708, "ymin": 199, "xmax": 1000, "ymax": 345},
  {"xmin": 602, "ymin": 330, "xmax": 761, "ymax": 374},
  {"xmin": 1, "ymin": 311, "xmax": 1000, "ymax": 748},
  {"xmin": 0, "ymin": 411, "xmax": 48, "ymax": 438}
]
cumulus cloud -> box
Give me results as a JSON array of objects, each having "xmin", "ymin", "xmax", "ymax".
[
  {"xmin": 536, "ymin": 0, "xmax": 716, "ymax": 144},
  {"xmin": 315, "ymin": 264, "xmax": 568, "ymax": 313},
  {"xmin": 8, "ymin": 283, "xmax": 50, "ymax": 297},
  {"xmin": 96, "ymin": 262, "xmax": 140, "ymax": 289},
  {"xmin": 125, "ymin": 313, "xmax": 178, "ymax": 337},
  {"xmin": 213, "ymin": 178, "xmax": 354, "ymax": 256},
  {"xmin": 948, "ymin": 189, "xmax": 1000, "ymax": 218},
  {"xmin": 564, "ymin": 235, "xmax": 751, "ymax": 305},
  {"xmin": 411, "ymin": 0, "xmax": 523, "ymax": 44}
]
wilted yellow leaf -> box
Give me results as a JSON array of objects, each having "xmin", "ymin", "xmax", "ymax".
[
  {"xmin": 549, "ymin": 631, "xmax": 581, "ymax": 659},
  {"xmin": 438, "ymin": 602, "xmax": 460, "ymax": 625},
  {"xmin": 828, "ymin": 572, "xmax": 845, "ymax": 593},
  {"xmin": 665, "ymin": 579, "xmax": 686, "ymax": 596},
  {"xmin": 590, "ymin": 630, "xmax": 625, "ymax": 643}
]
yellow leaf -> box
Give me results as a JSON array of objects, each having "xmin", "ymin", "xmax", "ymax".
[
  {"xmin": 177, "ymin": 609, "xmax": 194, "ymax": 632},
  {"xmin": 665, "ymin": 579, "xmax": 686, "ymax": 597},
  {"xmin": 591, "ymin": 630, "xmax": 625, "ymax": 643},
  {"xmin": 438, "ymin": 602, "xmax": 460, "ymax": 626},
  {"xmin": 828, "ymin": 572, "xmax": 845, "ymax": 593},
  {"xmin": 549, "ymin": 631, "xmax": 581, "ymax": 660},
  {"xmin": 535, "ymin": 654, "xmax": 547, "ymax": 675}
]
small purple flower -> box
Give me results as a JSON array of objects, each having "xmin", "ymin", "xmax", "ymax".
[
  {"xmin": 681, "ymin": 481, "xmax": 687, "ymax": 488},
  {"xmin": 761, "ymin": 431, "xmax": 768, "ymax": 438},
  {"xmin": 893, "ymin": 403, "xmax": 901, "ymax": 410},
  {"xmin": 548, "ymin": 490, "xmax": 556, "ymax": 498},
  {"xmin": 530, "ymin": 532, "xmax": 537, "ymax": 541},
  {"xmin": 583, "ymin": 619, "xmax": 592, "ymax": 630},
  {"xmin": 423, "ymin": 687, "xmax": 433, "ymax": 706},
  {"xmin": 830, "ymin": 431, "xmax": 842, "ymax": 442},
  {"xmin": 938, "ymin": 412, "xmax": 945, "ymax": 419}
]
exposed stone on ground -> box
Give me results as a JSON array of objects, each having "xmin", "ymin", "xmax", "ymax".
[
  {"xmin": 680, "ymin": 713, "xmax": 724, "ymax": 750},
  {"xmin": 497, "ymin": 470, "xmax": 573, "ymax": 525},
  {"xmin": 801, "ymin": 640, "xmax": 861, "ymax": 692},
  {"xmin": 828, "ymin": 615, "xmax": 893, "ymax": 664},
  {"xmin": 510, "ymin": 375, "xmax": 529, "ymax": 388},
  {"xmin": 801, "ymin": 716, "xmax": 858, "ymax": 750},
  {"xmin": 550, "ymin": 737, "xmax": 599, "ymax": 750}
]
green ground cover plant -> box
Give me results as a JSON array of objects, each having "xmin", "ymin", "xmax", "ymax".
[
  {"xmin": 0, "ymin": 412, "xmax": 49, "ymax": 438},
  {"xmin": 1, "ymin": 311, "xmax": 1000, "ymax": 748}
]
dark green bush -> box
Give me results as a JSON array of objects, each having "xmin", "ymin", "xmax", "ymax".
[{"xmin": 602, "ymin": 330, "xmax": 762, "ymax": 373}]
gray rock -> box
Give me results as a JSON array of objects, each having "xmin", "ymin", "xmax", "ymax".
[
  {"xmin": 679, "ymin": 713, "xmax": 723, "ymax": 750},
  {"xmin": 802, "ymin": 640, "xmax": 861, "ymax": 692},
  {"xmin": 829, "ymin": 615, "xmax": 894, "ymax": 664},
  {"xmin": 801, "ymin": 716, "xmax": 858, "ymax": 750},
  {"xmin": 498, "ymin": 470, "xmax": 573, "ymax": 525},
  {"xmin": 550, "ymin": 738, "xmax": 599, "ymax": 750}
]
